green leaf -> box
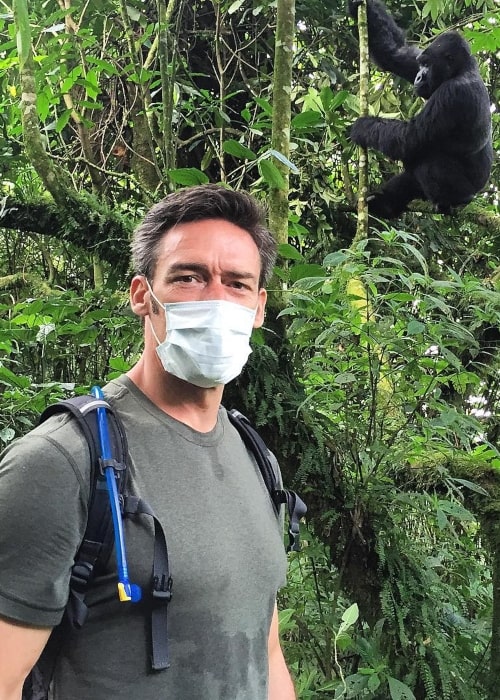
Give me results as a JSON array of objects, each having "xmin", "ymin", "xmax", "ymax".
[
  {"xmin": 61, "ymin": 66, "xmax": 82, "ymax": 93},
  {"xmin": 85, "ymin": 69, "xmax": 100, "ymax": 100},
  {"xmin": 329, "ymin": 89, "xmax": 349, "ymax": 111},
  {"xmin": 168, "ymin": 168, "xmax": 209, "ymax": 186},
  {"xmin": 436, "ymin": 508, "xmax": 448, "ymax": 530},
  {"xmin": 0, "ymin": 427, "xmax": 15, "ymax": 444},
  {"xmin": 109, "ymin": 357, "xmax": 132, "ymax": 372},
  {"xmin": 258, "ymin": 159, "xmax": 286, "ymax": 189},
  {"xmin": 438, "ymin": 499, "xmax": 474, "ymax": 522},
  {"xmin": 290, "ymin": 264, "xmax": 325, "ymax": 282},
  {"xmin": 291, "ymin": 110, "xmax": 324, "ymax": 129},
  {"xmin": 55, "ymin": 109, "xmax": 72, "ymax": 133},
  {"xmin": 37, "ymin": 92, "xmax": 51, "ymax": 122},
  {"xmin": 126, "ymin": 4, "xmax": 142, "ymax": 21},
  {"xmin": 43, "ymin": 23, "xmax": 66, "ymax": 34},
  {"xmin": 254, "ymin": 97, "xmax": 273, "ymax": 115},
  {"xmin": 278, "ymin": 243, "xmax": 303, "ymax": 261},
  {"xmin": 36, "ymin": 323, "xmax": 56, "ymax": 342},
  {"xmin": 228, "ymin": 0, "xmax": 244, "ymax": 12},
  {"xmin": 14, "ymin": 0, "xmax": 31, "ymax": 67},
  {"xmin": 87, "ymin": 57, "xmax": 119, "ymax": 76},
  {"xmin": 201, "ymin": 146, "xmax": 214, "ymax": 171},
  {"xmin": 0, "ymin": 365, "xmax": 30, "ymax": 389},
  {"xmin": 222, "ymin": 140, "xmax": 257, "ymax": 160},
  {"xmin": 335, "ymin": 631, "xmax": 354, "ymax": 651},
  {"xmin": 388, "ymin": 676, "xmax": 416, "ymax": 700},
  {"xmin": 267, "ymin": 149, "xmax": 299, "ymax": 173},
  {"xmin": 341, "ymin": 602, "xmax": 359, "ymax": 627},
  {"xmin": 407, "ymin": 320, "xmax": 425, "ymax": 335},
  {"xmin": 277, "ymin": 608, "xmax": 295, "ymax": 631},
  {"xmin": 334, "ymin": 373, "xmax": 356, "ymax": 385},
  {"xmin": 323, "ymin": 250, "xmax": 348, "ymax": 266},
  {"xmin": 449, "ymin": 479, "xmax": 488, "ymax": 496}
]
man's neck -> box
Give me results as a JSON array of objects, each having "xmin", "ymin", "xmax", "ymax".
[{"xmin": 127, "ymin": 355, "xmax": 224, "ymax": 433}]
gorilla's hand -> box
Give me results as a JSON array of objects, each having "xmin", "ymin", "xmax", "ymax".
[
  {"xmin": 348, "ymin": 0, "xmax": 364, "ymax": 19},
  {"xmin": 349, "ymin": 117, "xmax": 380, "ymax": 149}
]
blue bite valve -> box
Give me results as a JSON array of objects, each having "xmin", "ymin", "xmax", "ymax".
[
  {"xmin": 129, "ymin": 584, "xmax": 142, "ymax": 603},
  {"xmin": 118, "ymin": 582, "xmax": 142, "ymax": 603}
]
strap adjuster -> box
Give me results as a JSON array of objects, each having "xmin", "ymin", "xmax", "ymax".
[
  {"xmin": 98, "ymin": 457, "xmax": 126, "ymax": 477},
  {"xmin": 152, "ymin": 574, "xmax": 173, "ymax": 603},
  {"xmin": 70, "ymin": 561, "xmax": 94, "ymax": 593}
]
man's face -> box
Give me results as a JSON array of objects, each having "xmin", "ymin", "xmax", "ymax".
[{"xmin": 135, "ymin": 218, "xmax": 267, "ymax": 329}]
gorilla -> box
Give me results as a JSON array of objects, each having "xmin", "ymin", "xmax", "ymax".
[{"xmin": 349, "ymin": 0, "xmax": 493, "ymax": 219}]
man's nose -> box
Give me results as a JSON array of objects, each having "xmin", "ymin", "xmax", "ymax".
[{"xmin": 201, "ymin": 277, "xmax": 226, "ymax": 300}]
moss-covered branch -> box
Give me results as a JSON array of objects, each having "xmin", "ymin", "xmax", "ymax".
[
  {"xmin": 12, "ymin": 0, "xmax": 133, "ymax": 275},
  {"xmin": 0, "ymin": 197, "xmax": 132, "ymax": 274}
]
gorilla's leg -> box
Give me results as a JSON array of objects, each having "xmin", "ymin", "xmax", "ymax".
[
  {"xmin": 366, "ymin": 171, "xmax": 423, "ymax": 219},
  {"xmin": 415, "ymin": 157, "xmax": 475, "ymax": 213}
]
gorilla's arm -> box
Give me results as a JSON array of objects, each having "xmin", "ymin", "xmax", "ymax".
[
  {"xmin": 350, "ymin": 87, "xmax": 459, "ymax": 162},
  {"xmin": 349, "ymin": 0, "xmax": 420, "ymax": 83},
  {"xmin": 350, "ymin": 76, "xmax": 489, "ymax": 163}
]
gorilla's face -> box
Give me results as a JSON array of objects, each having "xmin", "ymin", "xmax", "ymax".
[
  {"xmin": 414, "ymin": 57, "xmax": 434, "ymax": 99},
  {"xmin": 413, "ymin": 31, "xmax": 472, "ymax": 99}
]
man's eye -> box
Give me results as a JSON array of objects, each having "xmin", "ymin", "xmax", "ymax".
[
  {"xmin": 175, "ymin": 275, "xmax": 196, "ymax": 283},
  {"xmin": 230, "ymin": 281, "xmax": 250, "ymax": 290}
]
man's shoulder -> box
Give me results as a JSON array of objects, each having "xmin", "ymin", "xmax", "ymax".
[
  {"xmin": 1, "ymin": 403, "xmax": 93, "ymax": 498},
  {"xmin": 14, "ymin": 408, "xmax": 88, "ymax": 452}
]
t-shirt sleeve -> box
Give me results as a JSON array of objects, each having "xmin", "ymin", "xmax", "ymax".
[{"xmin": 0, "ymin": 416, "xmax": 90, "ymax": 627}]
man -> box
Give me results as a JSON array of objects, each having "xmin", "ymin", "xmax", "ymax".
[{"xmin": 0, "ymin": 185, "xmax": 296, "ymax": 699}]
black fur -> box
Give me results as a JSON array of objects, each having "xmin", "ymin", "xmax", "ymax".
[{"xmin": 349, "ymin": 0, "xmax": 493, "ymax": 218}]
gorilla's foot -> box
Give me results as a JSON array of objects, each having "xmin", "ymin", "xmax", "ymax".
[{"xmin": 366, "ymin": 192, "xmax": 406, "ymax": 220}]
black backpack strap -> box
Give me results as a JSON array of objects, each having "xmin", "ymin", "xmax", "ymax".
[
  {"xmin": 42, "ymin": 397, "xmax": 171, "ymax": 666},
  {"xmin": 40, "ymin": 395, "xmax": 130, "ymax": 626},
  {"xmin": 124, "ymin": 496, "xmax": 173, "ymax": 670},
  {"xmin": 227, "ymin": 409, "xmax": 307, "ymax": 552},
  {"xmin": 40, "ymin": 396, "xmax": 115, "ymax": 463}
]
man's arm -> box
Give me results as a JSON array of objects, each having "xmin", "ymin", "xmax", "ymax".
[
  {"xmin": 268, "ymin": 603, "xmax": 296, "ymax": 700},
  {"xmin": 0, "ymin": 617, "xmax": 52, "ymax": 700}
]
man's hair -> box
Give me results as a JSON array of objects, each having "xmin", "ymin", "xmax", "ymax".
[{"xmin": 131, "ymin": 184, "xmax": 277, "ymax": 287}]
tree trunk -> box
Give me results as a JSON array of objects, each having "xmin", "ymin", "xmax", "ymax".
[
  {"xmin": 352, "ymin": 0, "xmax": 369, "ymax": 246},
  {"xmin": 269, "ymin": 0, "xmax": 295, "ymax": 245}
]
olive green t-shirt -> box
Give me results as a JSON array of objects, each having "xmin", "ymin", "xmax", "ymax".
[{"xmin": 0, "ymin": 376, "xmax": 287, "ymax": 699}]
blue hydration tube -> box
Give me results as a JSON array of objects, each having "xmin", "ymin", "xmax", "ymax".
[{"xmin": 91, "ymin": 385, "xmax": 141, "ymax": 603}]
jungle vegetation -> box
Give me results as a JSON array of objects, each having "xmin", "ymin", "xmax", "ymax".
[{"xmin": 1, "ymin": 0, "xmax": 499, "ymax": 697}]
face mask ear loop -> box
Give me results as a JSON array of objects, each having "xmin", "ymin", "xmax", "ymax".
[
  {"xmin": 145, "ymin": 279, "xmax": 168, "ymax": 346},
  {"xmin": 148, "ymin": 317, "xmax": 163, "ymax": 346}
]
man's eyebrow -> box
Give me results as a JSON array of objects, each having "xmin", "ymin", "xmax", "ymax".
[
  {"xmin": 166, "ymin": 263, "xmax": 209, "ymax": 275},
  {"xmin": 166, "ymin": 263, "xmax": 258, "ymax": 280},
  {"xmin": 224, "ymin": 270, "xmax": 258, "ymax": 281}
]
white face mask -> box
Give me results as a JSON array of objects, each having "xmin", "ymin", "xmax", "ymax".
[{"xmin": 147, "ymin": 285, "xmax": 257, "ymax": 388}]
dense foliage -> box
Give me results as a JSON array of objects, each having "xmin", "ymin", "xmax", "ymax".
[{"xmin": 1, "ymin": 0, "xmax": 499, "ymax": 698}]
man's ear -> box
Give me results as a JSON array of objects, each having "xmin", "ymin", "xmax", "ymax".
[
  {"xmin": 253, "ymin": 288, "xmax": 267, "ymax": 329},
  {"xmin": 130, "ymin": 275, "xmax": 150, "ymax": 318}
]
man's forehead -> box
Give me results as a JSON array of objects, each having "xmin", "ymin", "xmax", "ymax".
[{"xmin": 157, "ymin": 220, "xmax": 260, "ymax": 256}]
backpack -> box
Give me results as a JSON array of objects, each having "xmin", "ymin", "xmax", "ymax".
[{"xmin": 22, "ymin": 393, "xmax": 306, "ymax": 700}]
